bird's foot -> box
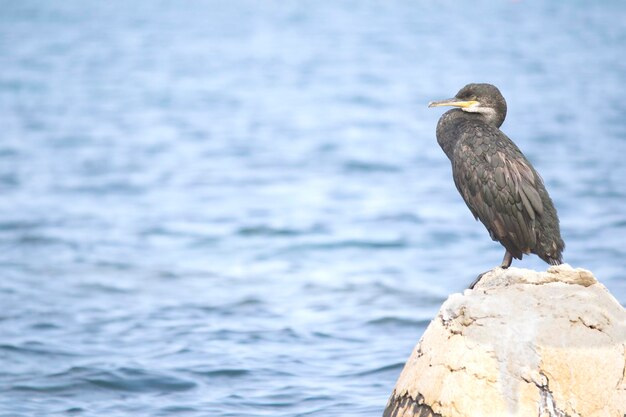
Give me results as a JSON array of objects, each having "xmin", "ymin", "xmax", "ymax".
[
  {"xmin": 468, "ymin": 271, "xmax": 487, "ymax": 289},
  {"xmin": 468, "ymin": 265, "xmax": 509, "ymax": 289}
]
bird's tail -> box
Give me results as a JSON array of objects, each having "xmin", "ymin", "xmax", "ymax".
[{"xmin": 548, "ymin": 256, "xmax": 563, "ymax": 266}]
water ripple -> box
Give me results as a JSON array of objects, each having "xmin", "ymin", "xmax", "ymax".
[{"xmin": 11, "ymin": 367, "xmax": 197, "ymax": 394}]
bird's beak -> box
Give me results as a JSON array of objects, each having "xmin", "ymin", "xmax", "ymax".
[{"xmin": 428, "ymin": 99, "xmax": 479, "ymax": 108}]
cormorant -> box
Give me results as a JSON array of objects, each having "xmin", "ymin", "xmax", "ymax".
[{"xmin": 428, "ymin": 83, "xmax": 564, "ymax": 287}]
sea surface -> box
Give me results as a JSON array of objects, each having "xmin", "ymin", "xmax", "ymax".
[{"xmin": 1, "ymin": 1, "xmax": 625, "ymax": 416}]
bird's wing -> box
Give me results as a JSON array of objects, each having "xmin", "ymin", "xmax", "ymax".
[{"xmin": 451, "ymin": 124, "xmax": 543, "ymax": 257}]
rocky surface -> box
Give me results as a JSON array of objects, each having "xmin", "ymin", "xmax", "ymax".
[{"xmin": 383, "ymin": 265, "xmax": 626, "ymax": 417}]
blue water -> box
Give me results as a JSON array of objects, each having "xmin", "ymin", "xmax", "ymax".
[{"xmin": 1, "ymin": 1, "xmax": 625, "ymax": 416}]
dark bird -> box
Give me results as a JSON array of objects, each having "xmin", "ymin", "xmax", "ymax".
[{"xmin": 428, "ymin": 83, "xmax": 564, "ymax": 287}]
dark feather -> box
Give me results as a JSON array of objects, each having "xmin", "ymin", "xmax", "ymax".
[{"xmin": 447, "ymin": 118, "xmax": 563, "ymax": 262}]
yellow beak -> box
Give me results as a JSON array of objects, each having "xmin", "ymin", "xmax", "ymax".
[{"xmin": 428, "ymin": 99, "xmax": 479, "ymax": 108}]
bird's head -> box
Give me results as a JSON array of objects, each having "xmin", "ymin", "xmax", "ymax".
[{"xmin": 428, "ymin": 83, "xmax": 507, "ymax": 127}]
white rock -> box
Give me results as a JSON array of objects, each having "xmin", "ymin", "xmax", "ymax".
[{"xmin": 383, "ymin": 264, "xmax": 626, "ymax": 417}]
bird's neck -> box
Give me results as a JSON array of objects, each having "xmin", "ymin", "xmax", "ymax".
[
  {"xmin": 436, "ymin": 109, "xmax": 502, "ymax": 158},
  {"xmin": 454, "ymin": 108, "xmax": 503, "ymax": 127},
  {"xmin": 466, "ymin": 106, "xmax": 505, "ymax": 127}
]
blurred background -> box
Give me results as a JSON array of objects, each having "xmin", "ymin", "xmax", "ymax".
[{"xmin": 1, "ymin": 1, "xmax": 625, "ymax": 416}]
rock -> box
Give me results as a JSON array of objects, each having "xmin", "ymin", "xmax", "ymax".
[{"xmin": 383, "ymin": 264, "xmax": 626, "ymax": 417}]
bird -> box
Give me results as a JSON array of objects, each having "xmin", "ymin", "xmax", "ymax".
[{"xmin": 428, "ymin": 83, "xmax": 564, "ymax": 288}]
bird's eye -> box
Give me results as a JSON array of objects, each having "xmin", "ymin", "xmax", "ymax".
[{"xmin": 457, "ymin": 92, "xmax": 475, "ymax": 101}]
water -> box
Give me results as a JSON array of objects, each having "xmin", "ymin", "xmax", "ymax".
[{"xmin": 1, "ymin": 1, "xmax": 625, "ymax": 416}]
